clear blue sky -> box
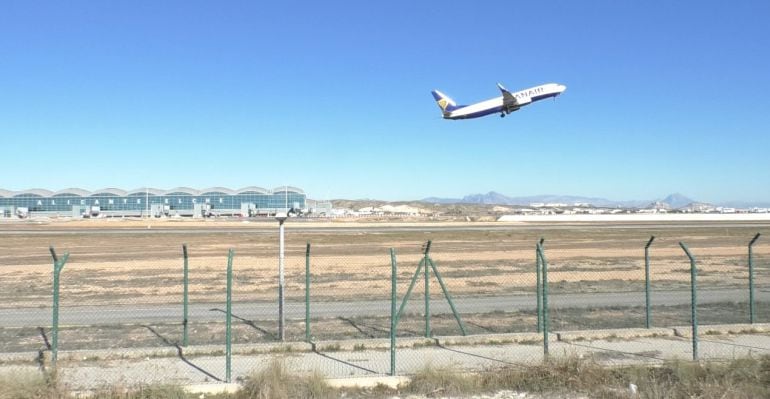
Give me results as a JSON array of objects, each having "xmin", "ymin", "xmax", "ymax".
[{"xmin": 1, "ymin": 1, "xmax": 768, "ymax": 203}]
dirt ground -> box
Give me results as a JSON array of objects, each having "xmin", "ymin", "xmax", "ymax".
[
  {"xmin": 0, "ymin": 219, "xmax": 769, "ymax": 353},
  {"xmin": 0, "ymin": 220, "xmax": 769, "ymax": 308}
]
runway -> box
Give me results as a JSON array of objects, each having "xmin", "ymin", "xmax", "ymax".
[
  {"xmin": 1, "ymin": 221, "xmax": 769, "ymax": 235},
  {"xmin": 2, "ymin": 288, "xmax": 767, "ymax": 328}
]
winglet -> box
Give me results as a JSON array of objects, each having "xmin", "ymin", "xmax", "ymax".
[{"xmin": 497, "ymin": 83, "xmax": 511, "ymax": 94}]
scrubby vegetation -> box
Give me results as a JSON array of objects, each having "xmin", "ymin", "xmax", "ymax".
[
  {"xmin": 405, "ymin": 356, "xmax": 770, "ymax": 399},
  {"xmin": 2, "ymin": 355, "xmax": 769, "ymax": 398},
  {"xmin": 237, "ymin": 359, "xmax": 334, "ymax": 399}
]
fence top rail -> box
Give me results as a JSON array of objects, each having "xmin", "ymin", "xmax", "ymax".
[
  {"xmin": 679, "ymin": 241, "xmax": 695, "ymax": 261},
  {"xmin": 49, "ymin": 246, "xmax": 58, "ymax": 262},
  {"xmin": 750, "ymin": 233, "xmax": 761, "ymax": 246},
  {"xmin": 646, "ymin": 235, "xmax": 656, "ymax": 248}
]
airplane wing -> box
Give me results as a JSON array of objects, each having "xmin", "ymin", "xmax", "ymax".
[{"xmin": 497, "ymin": 83, "xmax": 518, "ymax": 108}]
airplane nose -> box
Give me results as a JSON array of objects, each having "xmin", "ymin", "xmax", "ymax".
[{"xmin": 558, "ymin": 84, "xmax": 567, "ymax": 93}]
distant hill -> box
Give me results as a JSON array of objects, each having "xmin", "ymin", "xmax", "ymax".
[
  {"xmin": 660, "ymin": 193, "xmax": 695, "ymax": 209},
  {"xmin": 719, "ymin": 200, "xmax": 770, "ymax": 208},
  {"xmin": 418, "ymin": 191, "xmax": 770, "ymax": 209},
  {"xmin": 329, "ymin": 192, "xmax": 767, "ymax": 219},
  {"xmin": 645, "ymin": 201, "xmax": 673, "ymax": 210},
  {"xmin": 421, "ymin": 191, "xmax": 649, "ymax": 208},
  {"xmin": 339, "ymin": 192, "xmax": 767, "ymax": 210}
]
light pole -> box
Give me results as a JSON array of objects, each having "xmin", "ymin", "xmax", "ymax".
[{"xmin": 276, "ymin": 211, "xmax": 288, "ymax": 341}]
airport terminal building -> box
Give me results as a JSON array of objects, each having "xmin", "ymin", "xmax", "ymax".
[{"xmin": 0, "ymin": 186, "xmax": 306, "ymax": 218}]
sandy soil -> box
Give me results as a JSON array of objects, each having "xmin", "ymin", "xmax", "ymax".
[{"xmin": 1, "ymin": 221, "xmax": 768, "ymax": 309}]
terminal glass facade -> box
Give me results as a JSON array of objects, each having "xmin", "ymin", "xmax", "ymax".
[{"xmin": 0, "ymin": 187, "xmax": 306, "ymax": 216}]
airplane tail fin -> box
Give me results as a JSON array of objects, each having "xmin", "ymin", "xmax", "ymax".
[{"xmin": 431, "ymin": 90, "xmax": 460, "ymax": 115}]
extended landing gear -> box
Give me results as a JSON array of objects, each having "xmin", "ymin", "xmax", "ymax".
[{"xmin": 500, "ymin": 113, "xmax": 506, "ymax": 118}]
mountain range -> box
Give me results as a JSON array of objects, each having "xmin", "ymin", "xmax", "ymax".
[{"xmin": 421, "ymin": 192, "xmax": 769, "ymax": 209}]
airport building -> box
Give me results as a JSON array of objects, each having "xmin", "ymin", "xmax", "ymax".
[{"xmin": 0, "ymin": 186, "xmax": 306, "ymax": 218}]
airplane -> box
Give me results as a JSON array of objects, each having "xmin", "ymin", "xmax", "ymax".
[{"xmin": 431, "ymin": 82, "xmax": 566, "ymax": 120}]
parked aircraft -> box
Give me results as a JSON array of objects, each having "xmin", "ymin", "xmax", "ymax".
[{"xmin": 431, "ymin": 83, "xmax": 566, "ymax": 119}]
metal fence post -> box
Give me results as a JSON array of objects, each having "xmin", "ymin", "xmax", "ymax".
[
  {"xmin": 182, "ymin": 244, "xmax": 189, "ymax": 347},
  {"xmin": 679, "ymin": 242, "xmax": 698, "ymax": 361},
  {"xmin": 424, "ymin": 241, "xmax": 431, "ymax": 338},
  {"xmin": 225, "ymin": 249, "xmax": 234, "ymax": 383},
  {"xmin": 305, "ymin": 242, "xmax": 311, "ymax": 342},
  {"xmin": 395, "ymin": 258, "xmax": 424, "ymax": 324},
  {"xmin": 278, "ymin": 216, "xmax": 286, "ymax": 342},
  {"xmin": 536, "ymin": 238, "xmax": 544, "ymax": 333},
  {"xmin": 749, "ymin": 233, "xmax": 761, "ymax": 324},
  {"xmin": 390, "ymin": 248, "xmax": 397, "ymax": 376},
  {"xmin": 537, "ymin": 242, "xmax": 549, "ymax": 358},
  {"xmin": 49, "ymin": 247, "xmax": 69, "ymax": 370},
  {"xmin": 427, "ymin": 258, "xmax": 467, "ymax": 336},
  {"xmin": 645, "ymin": 236, "xmax": 655, "ymax": 328}
]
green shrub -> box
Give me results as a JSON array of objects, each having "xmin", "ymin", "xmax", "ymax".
[{"xmin": 238, "ymin": 359, "xmax": 334, "ymax": 399}]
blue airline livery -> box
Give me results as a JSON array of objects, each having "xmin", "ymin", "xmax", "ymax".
[{"xmin": 431, "ymin": 83, "xmax": 566, "ymax": 119}]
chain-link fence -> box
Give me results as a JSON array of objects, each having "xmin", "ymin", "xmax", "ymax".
[{"xmin": 1, "ymin": 227, "xmax": 768, "ymax": 389}]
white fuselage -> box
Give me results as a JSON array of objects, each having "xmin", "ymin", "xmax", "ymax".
[{"xmin": 446, "ymin": 83, "xmax": 566, "ymax": 119}]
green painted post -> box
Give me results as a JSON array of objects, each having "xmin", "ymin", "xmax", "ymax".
[
  {"xmin": 390, "ymin": 248, "xmax": 397, "ymax": 376},
  {"xmin": 49, "ymin": 247, "xmax": 69, "ymax": 370},
  {"xmin": 395, "ymin": 258, "xmax": 424, "ymax": 324},
  {"xmin": 645, "ymin": 236, "xmax": 655, "ymax": 329},
  {"xmin": 225, "ymin": 249, "xmax": 234, "ymax": 383},
  {"xmin": 749, "ymin": 233, "xmax": 761, "ymax": 324},
  {"xmin": 305, "ymin": 242, "xmax": 311, "ymax": 342},
  {"xmin": 537, "ymin": 242, "xmax": 549, "ymax": 358},
  {"xmin": 427, "ymin": 258, "xmax": 467, "ymax": 335},
  {"xmin": 536, "ymin": 238, "xmax": 544, "ymax": 333},
  {"xmin": 679, "ymin": 242, "xmax": 698, "ymax": 361},
  {"xmin": 424, "ymin": 241, "xmax": 431, "ymax": 338},
  {"xmin": 182, "ymin": 244, "xmax": 189, "ymax": 347},
  {"xmin": 50, "ymin": 247, "xmax": 59, "ymax": 367},
  {"xmin": 536, "ymin": 249, "xmax": 542, "ymax": 333}
]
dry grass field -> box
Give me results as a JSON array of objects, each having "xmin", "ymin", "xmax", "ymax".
[
  {"xmin": 0, "ymin": 219, "xmax": 769, "ymax": 308},
  {"xmin": 0, "ymin": 218, "xmax": 769, "ymax": 350}
]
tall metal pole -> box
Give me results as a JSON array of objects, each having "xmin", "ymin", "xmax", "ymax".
[
  {"xmin": 51, "ymin": 246, "xmax": 59, "ymax": 367},
  {"xmin": 390, "ymin": 248, "xmax": 397, "ymax": 376},
  {"xmin": 183, "ymin": 244, "xmax": 189, "ymax": 347},
  {"xmin": 645, "ymin": 236, "xmax": 655, "ymax": 328},
  {"xmin": 536, "ymin": 238, "xmax": 544, "ymax": 333},
  {"xmin": 679, "ymin": 242, "xmax": 698, "ymax": 361},
  {"xmin": 305, "ymin": 242, "xmax": 311, "ymax": 342},
  {"xmin": 278, "ymin": 217, "xmax": 286, "ymax": 341},
  {"xmin": 225, "ymin": 249, "xmax": 234, "ymax": 383},
  {"xmin": 537, "ymin": 242, "xmax": 549, "ymax": 358},
  {"xmin": 749, "ymin": 233, "xmax": 761, "ymax": 324},
  {"xmin": 424, "ymin": 242, "xmax": 431, "ymax": 338}
]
